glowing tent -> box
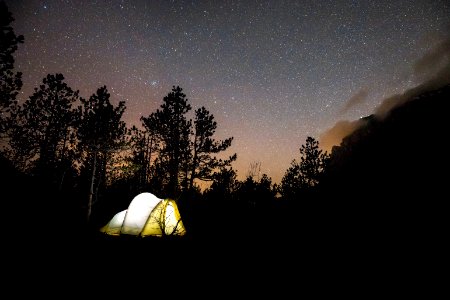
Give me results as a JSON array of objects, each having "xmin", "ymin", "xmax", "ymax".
[{"xmin": 100, "ymin": 192, "xmax": 186, "ymax": 237}]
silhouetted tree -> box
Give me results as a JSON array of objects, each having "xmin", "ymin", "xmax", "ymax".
[
  {"xmin": 246, "ymin": 160, "xmax": 261, "ymax": 181},
  {"xmin": 0, "ymin": 0, "xmax": 23, "ymax": 137},
  {"xmin": 189, "ymin": 106, "xmax": 236, "ymax": 191},
  {"xmin": 147, "ymin": 157, "xmax": 170, "ymax": 197},
  {"xmin": 280, "ymin": 161, "xmax": 302, "ymax": 200},
  {"xmin": 78, "ymin": 85, "xmax": 127, "ymax": 224},
  {"xmin": 137, "ymin": 86, "xmax": 236, "ymax": 200},
  {"xmin": 204, "ymin": 166, "xmax": 239, "ymax": 202},
  {"xmin": 299, "ymin": 136, "xmax": 330, "ymax": 187},
  {"xmin": 281, "ymin": 136, "xmax": 329, "ymax": 200},
  {"xmin": 236, "ymin": 172, "xmax": 277, "ymax": 210},
  {"xmin": 7, "ymin": 74, "xmax": 81, "ymax": 187},
  {"xmin": 237, "ymin": 176, "xmax": 257, "ymax": 208},
  {"xmin": 123, "ymin": 125, "xmax": 160, "ymax": 194},
  {"xmin": 256, "ymin": 173, "xmax": 277, "ymax": 208},
  {"xmin": 144, "ymin": 86, "xmax": 192, "ymax": 198}
]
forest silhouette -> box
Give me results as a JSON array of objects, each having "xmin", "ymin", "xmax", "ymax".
[{"xmin": 1, "ymin": 2, "xmax": 447, "ymax": 271}]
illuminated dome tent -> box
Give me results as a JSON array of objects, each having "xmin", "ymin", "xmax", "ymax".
[{"xmin": 100, "ymin": 192, "xmax": 186, "ymax": 237}]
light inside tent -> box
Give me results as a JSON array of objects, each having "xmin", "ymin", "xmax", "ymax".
[{"xmin": 121, "ymin": 192, "xmax": 162, "ymax": 235}]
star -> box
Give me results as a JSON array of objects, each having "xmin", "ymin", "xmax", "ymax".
[{"xmin": 6, "ymin": 0, "xmax": 450, "ymax": 183}]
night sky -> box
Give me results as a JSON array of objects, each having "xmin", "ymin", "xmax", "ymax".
[{"xmin": 5, "ymin": 0, "xmax": 450, "ymax": 184}]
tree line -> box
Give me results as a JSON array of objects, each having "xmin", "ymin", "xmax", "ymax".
[{"xmin": 1, "ymin": 1, "xmax": 330, "ymax": 235}]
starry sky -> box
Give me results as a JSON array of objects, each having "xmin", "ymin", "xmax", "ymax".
[{"xmin": 5, "ymin": 0, "xmax": 450, "ymax": 184}]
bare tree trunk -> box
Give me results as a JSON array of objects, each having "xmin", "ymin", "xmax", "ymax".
[
  {"xmin": 86, "ymin": 150, "xmax": 97, "ymax": 225},
  {"xmin": 58, "ymin": 169, "xmax": 66, "ymax": 191},
  {"xmin": 189, "ymin": 134, "xmax": 201, "ymax": 191},
  {"xmin": 145, "ymin": 134, "xmax": 154, "ymax": 187},
  {"xmin": 189, "ymin": 156, "xmax": 197, "ymax": 192},
  {"xmin": 58, "ymin": 128, "xmax": 69, "ymax": 191}
]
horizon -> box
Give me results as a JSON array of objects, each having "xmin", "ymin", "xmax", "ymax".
[{"xmin": 5, "ymin": 0, "xmax": 450, "ymax": 184}]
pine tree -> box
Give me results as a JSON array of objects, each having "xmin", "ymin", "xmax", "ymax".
[
  {"xmin": 125, "ymin": 124, "xmax": 160, "ymax": 193},
  {"xmin": 78, "ymin": 85, "xmax": 127, "ymax": 224},
  {"xmin": 299, "ymin": 136, "xmax": 330, "ymax": 187},
  {"xmin": 204, "ymin": 166, "xmax": 239, "ymax": 202},
  {"xmin": 7, "ymin": 74, "xmax": 80, "ymax": 186},
  {"xmin": 142, "ymin": 86, "xmax": 192, "ymax": 198},
  {"xmin": 139, "ymin": 86, "xmax": 236, "ymax": 198},
  {"xmin": 190, "ymin": 106, "xmax": 236, "ymax": 190},
  {"xmin": 281, "ymin": 136, "xmax": 329, "ymax": 200},
  {"xmin": 0, "ymin": 0, "xmax": 24, "ymax": 137}
]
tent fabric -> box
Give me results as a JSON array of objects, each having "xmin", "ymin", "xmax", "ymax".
[
  {"xmin": 100, "ymin": 192, "xmax": 186, "ymax": 237},
  {"xmin": 101, "ymin": 210, "xmax": 127, "ymax": 236},
  {"xmin": 121, "ymin": 192, "xmax": 162, "ymax": 235}
]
